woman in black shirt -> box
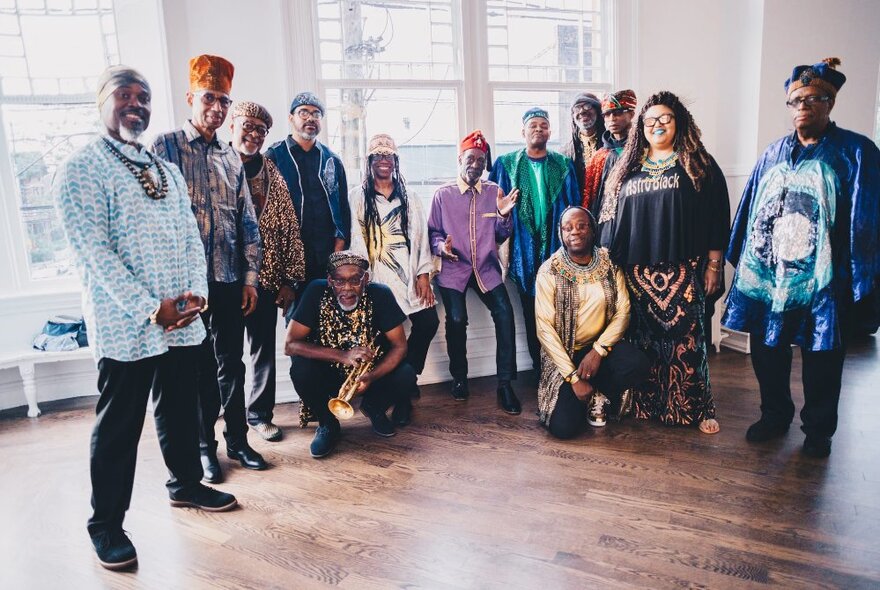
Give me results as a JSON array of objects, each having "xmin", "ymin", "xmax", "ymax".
[{"xmin": 599, "ymin": 91, "xmax": 730, "ymax": 434}]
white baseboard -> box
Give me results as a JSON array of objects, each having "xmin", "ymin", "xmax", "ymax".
[{"xmin": 1, "ymin": 285, "xmax": 536, "ymax": 414}]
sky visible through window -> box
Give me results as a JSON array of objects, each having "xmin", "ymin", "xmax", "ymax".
[{"xmin": 1, "ymin": 0, "xmax": 118, "ymax": 280}]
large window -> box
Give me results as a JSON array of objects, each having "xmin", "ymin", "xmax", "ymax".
[
  {"xmin": 312, "ymin": 0, "xmax": 613, "ymax": 203},
  {"xmin": 316, "ymin": 0, "xmax": 462, "ymax": 204},
  {"xmin": 486, "ymin": 0, "xmax": 611, "ymax": 84},
  {"xmin": 489, "ymin": 0, "xmax": 612, "ymax": 156},
  {"xmin": 0, "ymin": 0, "xmax": 118, "ymax": 281}
]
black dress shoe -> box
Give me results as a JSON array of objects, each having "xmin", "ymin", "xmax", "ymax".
[
  {"xmin": 91, "ymin": 529, "xmax": 137, "ymax": 571},
  {"xmin": 361, "ymin": 403, "xmax": 396, "ymax": 437},
  {"xmin": 802, "ymin": 436, "xmax": 832, "ymax": 458},
  {"xmin": 227, "ymin": 443, "xmax": 268, "ymax": 470},
  {"xmin": 745, "ymin": 418, "xmax": 790, "ymax": 442},
  {"xmin": 392, "ymin": 401, "xmax": 413, "ymax": 427},
  {"xmin": 170, "ymin": 484, "xmax": 238, "ymax": 511},
  {"xmin": 200, "ymin": 448, "xmax": 223, "ymax": 483},
  {"xmin": 451, "ymin": 379, "xmax": 469, "ymax": 401},
  {"xmin": 497, "ymin": 383, "xmax": 521, "ymax": 415}
]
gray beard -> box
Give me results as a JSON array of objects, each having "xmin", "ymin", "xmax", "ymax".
[
  {"xmin": 338, "ymin": 297, "xmax": 359, "ymax": 312},
  {"xmin": 297, "ymin": 129, "xmax": 318, "ymax": 142},
  {"xmin": 237, "ymin": 143, "xmax": 259, "ymax": 157},
  {"xmin": 119, "ymin": 124, "xmax": 144, "ymax": 143}
]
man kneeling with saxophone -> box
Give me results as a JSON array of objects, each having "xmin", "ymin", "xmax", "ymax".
[{"xmin": 286, "ymin": 251, "xmax": 417, "ymax": 458}]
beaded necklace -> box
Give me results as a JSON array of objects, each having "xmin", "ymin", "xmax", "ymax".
[
  {"xmin": 102, "ymin": 137, "xmax": 168, "ymax": 200},
  {"xmin": 555, "ymin": 247, "xmax": 603, "ymax": 285},
  {"xmin": 640, "ymin": 150, "xmax": 679, "ymax": 178}
]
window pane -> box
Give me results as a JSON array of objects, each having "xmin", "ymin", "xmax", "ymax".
[
  {"xmin": 494, "ymin": 89, "xmax": 595, "ymax": 154},
  {"xmin": 3, "ymin": 103, "xmax": 101, "ymax": 280},
  {"xmin": 316, "ymin": 0, "xmax": 459, "ymax": 81},
  {"xmin": 323, "ymin": 87, "xmax": 459, "ymax": 202},
  {"xmin": 487, "ymin": 0, "xmax": 609, "ymax": 83},
  {"xmin": 1, "ymin": 4, "xmax": 117, "ymax": 97}
]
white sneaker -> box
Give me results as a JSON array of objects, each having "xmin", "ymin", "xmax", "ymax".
[{"xmin": 588, "ymin": 392, "xmax": 610, "ymax": 427}]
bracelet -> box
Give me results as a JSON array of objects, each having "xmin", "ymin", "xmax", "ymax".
[{"xmin": 149, "ymin": 304, "xmax": 160, "ymax": 325}]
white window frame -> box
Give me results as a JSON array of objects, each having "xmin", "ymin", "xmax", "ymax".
[
  {"xmin": 0, "ymin": 2, "xmax": 119, "ymax": 294},
  {"xmin": 284, "ymin": 0, "xmax": 623, "ymax": 167}
]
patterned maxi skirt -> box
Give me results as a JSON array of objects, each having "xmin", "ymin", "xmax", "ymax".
[{"xmin": 624, "ymin": 258, "xmax": 715, "ymax": 425}]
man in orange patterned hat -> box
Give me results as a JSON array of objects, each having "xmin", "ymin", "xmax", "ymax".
[
  {"xmin": 583, "ymin": 89, "xmax": 636, "ymax": 216},
  {"xmin": 154, "ymin": 54, "xmax": 265, "ymax": 483}
]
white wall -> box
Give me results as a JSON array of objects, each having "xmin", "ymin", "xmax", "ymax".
[
  {"xmin": 160, "ymin": 0, "xmax": 293, "ymax": 148},
  {"xmin": 755, "ymin": 0, "xmax": 880, "ymax": 153}
]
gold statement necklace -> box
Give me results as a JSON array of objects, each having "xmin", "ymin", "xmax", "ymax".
[{"xmin": 640, "ymin": 150, "xmax": 679, "ymax": 179}]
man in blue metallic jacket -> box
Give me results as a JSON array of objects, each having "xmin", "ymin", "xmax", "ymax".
[{"xmin": 723, "ymin": 58, "xmax": 880, "ymax": 459}]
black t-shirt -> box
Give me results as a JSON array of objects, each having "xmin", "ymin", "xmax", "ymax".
[
  {"xmin": 292, "ymin": 280, "xmax": 406, "ymax": 352},
  {"xmin": 607, "ymin": 160, "xmax": 730, "ymax": 266}
]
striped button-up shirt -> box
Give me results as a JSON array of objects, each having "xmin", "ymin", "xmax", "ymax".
[{"xmin": 152, "ymin": 120, "xmax": 261, "ymax": 286}]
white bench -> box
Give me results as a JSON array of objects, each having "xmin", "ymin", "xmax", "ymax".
[{"xmin": 0, "ymin": 348, "xmax": 93, "ymax": 417}]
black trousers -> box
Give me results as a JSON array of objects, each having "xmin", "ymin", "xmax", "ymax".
[
  {"xmin": 518, "ymin": 289, "xmax": 541, "ymax": 372},
  {"xmin": 88, "ymin": 347, "xmax": 202, "ymax": 536},
  {"xmin": 406, "ymin": 307, "xmax": 440, "ymax": 375},
  {"xmin": 197, "ymin": 281, "xmax": 248, "ymax": 451},
  {"xmin": 290, "ymin": 356, "xmax": 416, "ymax": 427},
  {"xmin": 548, "ymin": 341, "xmax": 651, "ymax": 439},
  {"xmin": 245, "ymin": 287, "xmax": 279, "ymax": 425},
  {"xmin": 749, "ymin": 334, "xmax": 846, "ymax": 439},
  {"xmin": 438, "ymin": 276, "xmax": 517, "ymax": 383}
]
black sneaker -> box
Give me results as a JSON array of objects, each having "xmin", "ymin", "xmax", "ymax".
[
  {"xmin": 310, "ymin": 423, "xmax": 341, "ymax": 458},
  {"xmin": 745, "ymin": 418, "xmax": 790, "ymax": 442},
  {"xmin": 451, "ymin": 379, "xmax": 469, "ymax": 401},
  {"xmin": 91, "ymin": 529, "xmax": 137, "ymax": 571},
  {"xmin": 169, "ymin": 484, "xmax": 238, "ymax": 512},
  {"xmin": 361, "ymin": 403, "xmax": 396, "ymax": 437},
  {"xmin": 392, "ymin": 401, "xmax": 413, "ymax": 427},
  {"xmin": 802, "ymin": 436, "xmax": 832, "ymax": 458}
]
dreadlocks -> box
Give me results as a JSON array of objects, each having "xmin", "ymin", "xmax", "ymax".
[
  {"xmin": 604, "ymin": 91, "xmax": 714, "ymax": 206},
  {"xmin": 562, "ymin": 96, "xmax": 606, "ymax": 185},
  {"xmin": 361, "ymin": 153, "xmax": 411, "ymax": 260}
]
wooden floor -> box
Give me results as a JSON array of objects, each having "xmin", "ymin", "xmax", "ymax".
[{"xmin": 1, "ymin": 342, "xmax": 879, "ymax": 590}]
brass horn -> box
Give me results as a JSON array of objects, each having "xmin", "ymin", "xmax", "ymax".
[{"xmin": 328, "ymin": 339, "xmax": 381, "ymax": 420}]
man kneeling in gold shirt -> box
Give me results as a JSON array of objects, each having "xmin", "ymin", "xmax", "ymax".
[{"xmin": 535, "ymin": 206, "xmax": 650, "ymax": 438}]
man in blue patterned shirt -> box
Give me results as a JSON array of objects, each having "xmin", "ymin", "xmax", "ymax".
[
  {"xmin": 54, "ymin": 66, "xmax": 237, "ymax": 571},
  {"xmin": 153, "ymin": 55, "xmax": 265, "ymax": 482}
]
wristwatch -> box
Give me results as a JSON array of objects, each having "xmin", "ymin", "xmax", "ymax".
[{"xmin": 563, "ymin": 370, "xmax": 580, "ymax": 384}]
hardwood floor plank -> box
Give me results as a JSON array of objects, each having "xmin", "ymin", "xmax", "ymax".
[{"xmin": 2, "ymin": 343, "xmax": 880, "ymax": 588}]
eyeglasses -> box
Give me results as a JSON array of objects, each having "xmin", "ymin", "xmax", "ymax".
[
  {"xmin": 328, "ymin": 274, "xmax": 366, "ymax": 288},
  {"xmin": 294, "ymin": 108, "xmax": 324, "ymax": 121},
  {"xmin": 603, "ymin": 108, "xmax": 632, "ymax": 118},
  {"xmin": 240, "ymin": 121, "xmax": 269, "ymax": 138},
  {"xmin": 194, "ymin": 91, "xmax": 232, "ymax": 109},
  {"xmin": 785, "ymin": 95, "xmax": 831, "ymax": 108},
  {"xmin": 370, "ymin": 153, "xmax": 395, "ymax": 162},
  {"xmin": 643, "ymin": 113, "xmax": 675, "ymax": 127}
]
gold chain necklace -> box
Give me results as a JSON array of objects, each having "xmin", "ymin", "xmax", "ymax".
[{"xmin": 102, "ymin": 138, "xmax": 168, "ymax": 200}]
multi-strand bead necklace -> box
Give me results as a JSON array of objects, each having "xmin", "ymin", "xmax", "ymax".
[{"xmin": 102, "ymin": 137, "xmax": 168, "ymax": 200}]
